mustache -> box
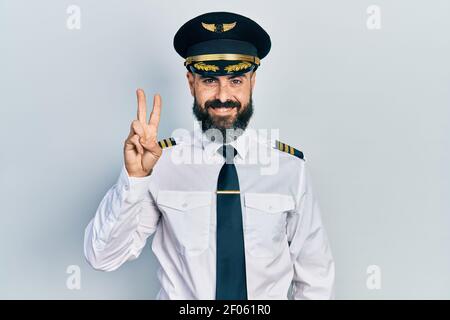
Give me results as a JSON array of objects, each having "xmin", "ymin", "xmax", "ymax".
[{"xmin": 205, "ymin": 99, "xmax": 241, "ymax": 109}]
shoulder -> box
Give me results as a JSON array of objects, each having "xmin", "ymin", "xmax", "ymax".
[{"xmin": 272, "ymin": 139, "xmax": 305, "ymax": 161}]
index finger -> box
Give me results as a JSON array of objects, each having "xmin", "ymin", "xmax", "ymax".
[{"xmin": 136, "ymin": 88, "xmax": 147, "ymax": 127}]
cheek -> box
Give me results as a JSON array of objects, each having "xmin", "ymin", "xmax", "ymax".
[
  {"xmin": 194, "ymin": 85, "xmax": 216, "ymax": 106},
  {"xmin": 235, "ymin": 89, "xmax": 251, "ymax": 106}
]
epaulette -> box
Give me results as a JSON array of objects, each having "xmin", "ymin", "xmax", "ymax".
[
  {"xmin": 274, "ymin": 140, "xmax": 304, "ymax": 160},
  {"xmin": 157, "ymin": 137, "xmax": 177, "ymax": 149}
]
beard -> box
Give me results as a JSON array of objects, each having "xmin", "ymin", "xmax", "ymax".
[{"xmin": 192, "ymin": 94, "xmax": 254, "ymax": 142}]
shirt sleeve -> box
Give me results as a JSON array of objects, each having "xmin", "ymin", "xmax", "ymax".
[
  {"xmin": 83, "ymin": 163, "xmax": 161, "ymax": 271},
  {"xmin": 286, "ymin": 161, "xmax": 335, "ymax": 299}
]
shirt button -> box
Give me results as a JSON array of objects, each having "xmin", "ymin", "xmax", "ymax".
[
  {"xmin": 182, "ymin": 202, "xmax": 188, "ymax": 208},
  {"xmin": 268, "ymin": 205, "xmax": 273, "ymax": 210}
]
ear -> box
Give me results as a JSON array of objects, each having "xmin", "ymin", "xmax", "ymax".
[
  {"xmin": 250, "ymin": 70, "xmax": 256, "ymax": 91},
  {"xmin": 186, "ymin": 71, "xmax": 195, "ymax": 96}
]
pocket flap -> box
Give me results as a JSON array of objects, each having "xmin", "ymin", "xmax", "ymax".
[
  {"xmin": 157, "ymin": 191, "xmax": 212, "ymax": 211},
  {"xmin": 244, "ymin": 192, "xmax": 295, "ymax": 213}
]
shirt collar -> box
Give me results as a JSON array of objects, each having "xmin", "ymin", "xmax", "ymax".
[{"xmin": 193, "ymin": 122, "xmax": 253, "ymax": 161}]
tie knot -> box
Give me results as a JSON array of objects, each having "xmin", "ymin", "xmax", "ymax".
[{"xmin": 220, "ymin": 144, "xmax": 237, "ymax": 162}]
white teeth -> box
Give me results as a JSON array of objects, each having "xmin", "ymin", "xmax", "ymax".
[{"xmin": 210, "ymin": 107, "xmax": 235, "ymax": 114}]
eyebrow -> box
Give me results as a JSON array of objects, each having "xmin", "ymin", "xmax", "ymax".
[{"xmin": 199, "ymin": 74, "xmax": 244, "ymax": 80}]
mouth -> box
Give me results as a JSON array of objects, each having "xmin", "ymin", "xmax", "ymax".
[{"xmin": 208, "ymin": 106, "xmax": 237, "ymax": 115}]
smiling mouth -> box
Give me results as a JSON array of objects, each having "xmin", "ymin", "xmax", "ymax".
[{"xmin": 209, "ymin": 106, "xmax": 237, "ymax": 115}]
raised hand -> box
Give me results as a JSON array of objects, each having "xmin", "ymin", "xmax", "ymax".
[{"xmin": 124, "ymin": 89, "xmax": 162, "ymax": 177}]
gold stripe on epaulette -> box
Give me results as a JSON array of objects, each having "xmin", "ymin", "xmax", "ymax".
[
  {"xmin": 274, "ymin": 140, "xmax": 304, "ymax": 160},
  {"xmin": 158, "ymin": 137, "xmax": 177, "ymax": 150}
]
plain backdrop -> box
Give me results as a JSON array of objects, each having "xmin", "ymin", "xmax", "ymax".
[{"xmin": 1, "ymin": 0, "xmax": 449, "ymax": 299}]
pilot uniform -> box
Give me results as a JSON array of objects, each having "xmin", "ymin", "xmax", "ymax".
[{"xmin": 84, "ymin": 11, "xmax": 335, "ymax": 300}]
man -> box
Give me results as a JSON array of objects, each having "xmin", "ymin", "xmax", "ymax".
[{"xmin": 84, "ymin": 11, "xmax": 335, "ymax": 300}]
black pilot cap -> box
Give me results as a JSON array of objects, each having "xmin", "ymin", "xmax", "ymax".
[{"xmin": 173, "ymin": 11, "xmax": 271, "ymax": 76}]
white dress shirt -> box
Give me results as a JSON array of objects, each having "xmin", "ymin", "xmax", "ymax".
[{"xmin": 84, "ymin": 124, "xmax": 335, "ymax": 299}]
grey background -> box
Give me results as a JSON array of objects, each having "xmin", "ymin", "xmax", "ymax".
[{"xmin": 1, "ymin": 0, "xmax": 449, "ymax": 299}]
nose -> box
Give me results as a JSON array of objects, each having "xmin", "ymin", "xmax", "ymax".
[{"xmin": 216, "ymin": 82, "xmax": 232, "ymax": 103}]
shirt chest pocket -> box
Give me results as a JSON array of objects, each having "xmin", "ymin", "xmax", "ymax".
[
  {"xmin": 157, "ymin": 191, "xmax": 212, "ymax": 256},
  {"xmin": 244, "ymin": 192, "xmax": 295, "ymax": 258}
]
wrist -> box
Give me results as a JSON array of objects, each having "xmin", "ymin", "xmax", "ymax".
[{"xmin": 130, "ymin": 169, "xmax": 152, "ymax": 178}]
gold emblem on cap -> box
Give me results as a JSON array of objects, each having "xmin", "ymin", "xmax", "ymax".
[
  {"xmin": 224, "ymin": 61, "xmax": 252, "ymax": 73},
  {"xmin": 201, "ymin": 22, "xmax": 236, "ymax": 33},
  {"xmin": 193, "ymin": 62, "xmax": 219, "ymax": 72}
]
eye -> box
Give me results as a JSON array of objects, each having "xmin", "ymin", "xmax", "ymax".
[
  {"xmin": 202, "ymin": 78, "xmax": 216, "ymax": 84},
  {"xmin": 231, "ymin": 79, "xmax": 242, "ymax": 85}
]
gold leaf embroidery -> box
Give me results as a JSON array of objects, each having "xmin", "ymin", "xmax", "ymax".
[
  {"xmin": 224, "ymin": 61, "xmax": 252, "ymax": 73},
  {"xmin": 194, "ymin": 62, "xmax": 219, "ymax": 72}
]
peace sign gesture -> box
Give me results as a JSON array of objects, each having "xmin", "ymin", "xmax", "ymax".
[{"xmin": 124, "ymin": 89, "xmax": 163, "ymax": 177}]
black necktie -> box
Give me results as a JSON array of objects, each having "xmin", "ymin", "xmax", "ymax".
[{"xmin": 215, "ymin": 144, "xmax": 248, "ymax": 300}]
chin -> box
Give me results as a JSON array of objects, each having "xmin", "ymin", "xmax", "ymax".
[{"xmin": 212, "ymin": 113, "xmax": 236, "ymax": 123}]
